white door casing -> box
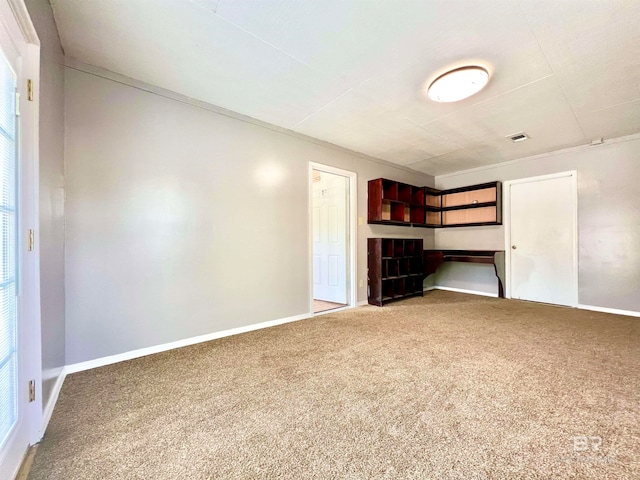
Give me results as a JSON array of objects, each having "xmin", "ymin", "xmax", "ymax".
[
  {"xmin": 312, "ymin": 169, "xmax": 348, "ymax": 304},
  {"xmin": 505, "ymin": 171, "xmax": 578, "ymax": 307},
  {"xmin": 0, "ymin": 1, "xmax": 42, "ymax": 479}
]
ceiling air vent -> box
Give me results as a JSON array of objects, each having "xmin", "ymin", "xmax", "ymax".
[{"xmin": 506, "ymin": 132, "xmax": 529, "ymax": 143}]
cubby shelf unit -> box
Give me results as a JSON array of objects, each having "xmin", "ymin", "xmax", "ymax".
[{"xmin": 367, "ymin": 238, "xmax": 424, "ymax": 306}]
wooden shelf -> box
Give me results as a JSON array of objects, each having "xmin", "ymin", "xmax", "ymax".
[
  {"xmin": 368, "ymin": 238, "xmax": 424, "ymax": 306},
  {"xmin": 368, "ymin": 178, "xmax": 502, "ymax": 228},
  {"xmin": 441, "ymin": 186, "xmax": 496, "ymax": 208},
  {"xmin": 440, "ymin": 182, "xmax": 502, "ymax": 226}
]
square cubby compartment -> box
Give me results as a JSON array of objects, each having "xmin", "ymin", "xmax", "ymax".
[{"xmin": 385, "ymin": 259, "xmax": 399, "ymax": 278}]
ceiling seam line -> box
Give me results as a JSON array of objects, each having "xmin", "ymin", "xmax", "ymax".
[
  {"xmin": 517, "ymin": 2, "xmax": 557, "ymax": 75},
  {"xmin": 590, "ymin": 97, "xmax": 640, "ymax": 113},
  {"xmin": 550, "ymin": 75, "xmax": 589, "ymax": 141},
  {"xmin": 293, "ymin": 89, "xmax": 355, "ymax": 127},
  {"xmin": 207, "ymin": 9, "xmax": 321, "ymax": 73},
  {"xmin": 417, "ymin": 74, "xmax": 556, "ymax": 128},
  {"xmin": 466, "ymin": 74, "xmax": 556, "ymax": 108},
  {"xmin": 405, "ymin": 118, "xmax": 467, "ymax": 151},
  {"xmin": 187, "ymin": 0, "xmax": 216, "ymax": 14},
  {"xmin": 403, "ymin": 143, "xmax": 488, "ymax": 168},
  {"xmin": 517, "ymin": 2, "xmax": 589, "ymax": 141}
]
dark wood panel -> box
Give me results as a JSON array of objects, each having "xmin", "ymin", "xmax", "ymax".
[
  {"xmin": 367, "ymin": 179, "xmax": 383, "ymax": 223},
  {"xmin": 368, "ymin": 238, "xmax": 424, "ymax": 306}
]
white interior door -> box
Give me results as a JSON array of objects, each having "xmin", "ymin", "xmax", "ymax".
[
  {"xmin": 312, "ymin": 169, "xmax": 348, "ymax": 304},
  {"xmin": 508, "ymin": 172, "xmax": 577, "ymax": 306}
]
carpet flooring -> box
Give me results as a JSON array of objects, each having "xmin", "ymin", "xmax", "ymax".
[{"xmin": 29, "ymin": 291, "xmax": 639, "ymax": 479}]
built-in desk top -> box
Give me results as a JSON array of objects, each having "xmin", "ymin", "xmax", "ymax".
[{"xmin": 423, "ymin": 249, "xmax": 506, "ymax": 298}]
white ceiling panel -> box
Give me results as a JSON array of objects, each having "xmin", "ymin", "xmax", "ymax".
[
  {"xmin": 216, "ymin": 0, "xmax": 553, "ymax": 124},
  {"xmin": 451, "ymin": 134, "xmax": 578, "ymax": 166},
  {"xmin": 578, "ymin": 99, "xmax": 640, "ymax": 141},
  {"xmin": 294, "ymin": 90, "xmax": 460, "ymax": 163},
  {"xmin": 421, "ymin": 76, "xmax": 586, "ymax": 146},
  {"xmin": 406, "ymin": 149, "xmax": 489, "ymax": 176},
  {"xmin": 353, "ymin": 9, "xmax": 552, "ymax": 125},
  {"xmin": 293, "ymin": 90, "xmax": 394, "ymax": 142},
  {"xmin": 50, "ymin": 0, "xmax": 640, "ymax": 175},
  {"xmin": 52, "ymin": 0, "xmax": 351, "ymax": 128},
  {"xmin": 215, "ymin": 0, "xmax": 483, "ymax": 88},
  {"xmin": 520, "ymin": 0, "xmax": 640, "ymax": 115}
]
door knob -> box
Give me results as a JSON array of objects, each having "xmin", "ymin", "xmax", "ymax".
[{"xmin": 511, "ymin": 245, "xmax": 517, "ymax": 249}]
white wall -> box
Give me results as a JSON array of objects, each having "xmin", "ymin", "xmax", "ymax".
[
  {"xmin": 25, "ymin": 0, "xmax": 66, "ymax": 409},
  {"xmin": 64, "ymin": 67, "xmax": 435, "ymax": 364},
  {"xmin": 434, "ymin": 136, "xmax": 640, "ymax": 313}
]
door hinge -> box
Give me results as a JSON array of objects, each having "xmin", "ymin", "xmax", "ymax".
[
  {"xmin": 28, "ymin": 229, "xmax": 34, "ymax": 252},
  {"xmin": 27, "ymin": 79, "xmax": 33, "ymax": 101},
  {"xmin": 29, "ymin": 380, "xmax": 36, "ymax": 402}
]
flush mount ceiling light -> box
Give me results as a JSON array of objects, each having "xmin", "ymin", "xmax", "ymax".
[{"xmin": 427, "ymin": 66, "xmax": 489, "ymax": 103}]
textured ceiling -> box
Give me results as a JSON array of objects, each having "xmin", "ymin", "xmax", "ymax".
[{"xmin": 51, "ymin": 0, "xmax": 640, "ymax": 175}]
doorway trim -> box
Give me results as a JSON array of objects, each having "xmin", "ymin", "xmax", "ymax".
[
  {"xmin": 0, "ymin": 0, "xmax": 42, "ymax": 478},
  {"xmin": 503, "ymin": 170, "xmax": 578, "ymax": 305},
  {"xmin": 308, "ymin": 163, "xmax": 357, "ymax": 315}
]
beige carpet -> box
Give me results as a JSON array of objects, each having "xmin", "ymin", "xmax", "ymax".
[{"xmin": 30, "ymin": 291, "xmax": 639, "ymax": 479}]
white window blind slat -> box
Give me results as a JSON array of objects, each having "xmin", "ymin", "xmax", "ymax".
[{"xmin": 0, "ymin": 48, "xmax": 17, "ymax": 447}]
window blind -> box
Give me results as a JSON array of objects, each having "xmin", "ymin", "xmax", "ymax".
[{"xmin": 0, "ymin": 49, "xmax": 17, "ymax": 447}]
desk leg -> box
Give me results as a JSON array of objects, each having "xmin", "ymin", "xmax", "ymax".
[
  {"xmin": 493, "ymin": 252, "xmax": 506, "ymax": 298},
  {"xmin": 423, "ymin": 252, "xmax": 444, "ymax": 277}
]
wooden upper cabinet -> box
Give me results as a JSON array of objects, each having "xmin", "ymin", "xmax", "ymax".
[
  {"xmin": 440, "ymin": 182, "xmax": 502, "ymax": 227},
  {"xmin": 368, "ymin": 178, "xmax": 502, "ymax": 228},
  {"xmin": 368, "ymin": 178, "xmax": 425, "ymax": 226}
]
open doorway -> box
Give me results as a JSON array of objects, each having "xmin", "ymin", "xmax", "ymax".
[{"xmin": 310, "ymin": 164, "xmax": 356, "ymax": 314}]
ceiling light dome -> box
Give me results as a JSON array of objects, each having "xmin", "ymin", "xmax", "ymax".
[{"xmin": 427, "ymin": 66, "xmax": 489, "ymax": 103}]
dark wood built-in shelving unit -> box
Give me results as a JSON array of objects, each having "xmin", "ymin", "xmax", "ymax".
[
  {"xmin": 368, "ymin": 178, "xmax": 502, "ymax": 228},
  {"xmin": 368, "ymin": 238, "xmax": 424, "ymax": 306},
  {"xmin": 367, "ymin": 178, "xmax": 426, "ymax": 226},
  {"xmin": 439, "ymin": 182, "xmax": 502, "ymax": 227}
]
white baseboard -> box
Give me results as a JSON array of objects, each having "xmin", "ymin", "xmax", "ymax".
[
  {"xmin": 424, "ymin": 285, "xmax": 498, "ymax": 298},
  {"xmin": 425, "ymin": 287, "xmax": 638, "ymax": 316},
  {"xmin": 65, "ymin": 312, "xmax": 311, "ymax": 374},
  {"xmin": 357, "ymin": 300, "xmax": 369, "ymax": 306},
  {"xmin": 42, "ymin": 369, "xmax": 67, "ymax": 433},
  {"xmin": 43, "ymin": 311, "xmax": 315, "ymax": 436},
  {"xmin": 578, "ymin": 304, "xmax": 640, "ymax": 318},
  {"xmin": 42, "ymin": 298, "xmax": 638, "ymax": 437}
]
